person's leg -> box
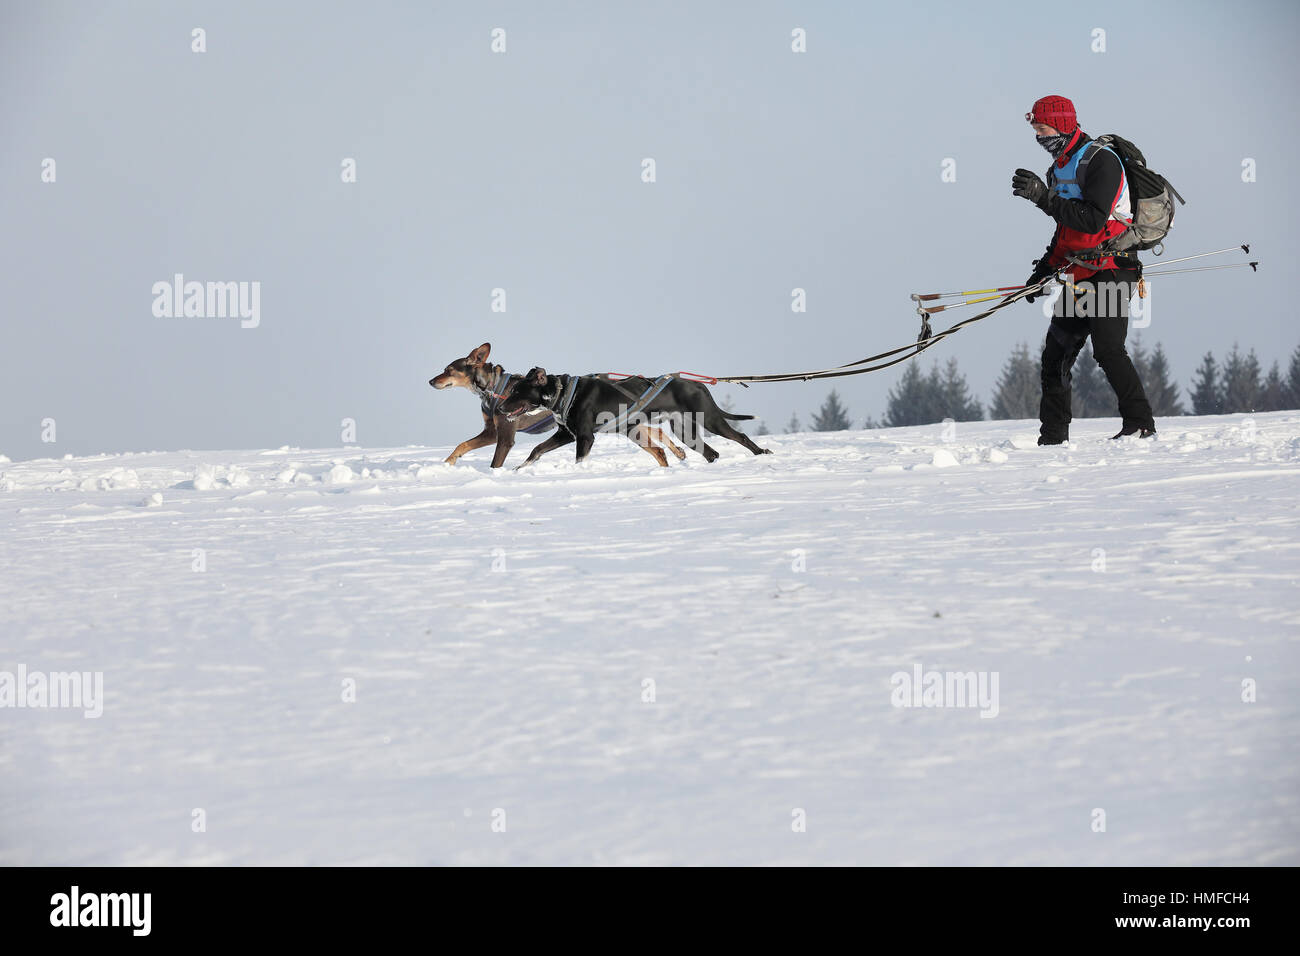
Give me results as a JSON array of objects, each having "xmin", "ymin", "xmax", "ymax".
[
  {"xmin": 1086, "ymin": 271, "xmax": 1155, "ymax": 433},
  {"xmin": 1039, "ymin": 312, "xmax": 1089, "ymax": 444}
]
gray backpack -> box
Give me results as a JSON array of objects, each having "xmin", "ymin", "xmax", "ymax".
[{"xmin": 1093, "ymin": 134, "xmax": 1186, "ymax": 255}]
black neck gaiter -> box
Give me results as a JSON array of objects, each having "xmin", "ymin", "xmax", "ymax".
[{"xmin": 1037, "ymin": 132, "xmax": 1070, "ymax": 158}]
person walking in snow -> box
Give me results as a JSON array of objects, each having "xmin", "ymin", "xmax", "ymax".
[{"xmin": 1011, "ymin": 95, "xmax": 1157, "ymax": 445}]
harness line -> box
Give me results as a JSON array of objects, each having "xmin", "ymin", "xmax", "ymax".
[{"xmin": 712, "ymin": 275, "xmax": 1056, "ymax": 386}]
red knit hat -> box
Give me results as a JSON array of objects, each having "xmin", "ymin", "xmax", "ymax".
[{"xmin": 1026, "ymin": 95, "xmax": 1077, "ymax": 134}]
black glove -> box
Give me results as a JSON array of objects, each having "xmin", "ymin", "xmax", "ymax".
[
  {"xmin": 1012, "ymin": 168, "xmax": 1048, "ymax": 207},
  {"xmin": 1023, "ymin": 260, "xmax": 1055, "ymax": 303}
]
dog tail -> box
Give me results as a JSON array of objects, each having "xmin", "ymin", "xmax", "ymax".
[{"xmin": 721, "ymin": 412, "xmax": 755, "ymax": 420}]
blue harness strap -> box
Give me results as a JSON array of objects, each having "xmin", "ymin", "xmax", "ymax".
[{"xmin": 520, "ymin": 413, "xmax": 556, "ymax": 434}]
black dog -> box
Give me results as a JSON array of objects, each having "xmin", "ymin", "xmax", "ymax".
[
  {"xmin": 501, "ymin": 368, "xmax": 772, "ymax": 467},
  {"xmin": 429, "ymin": 343, "xmax": 557, "ymax": 468}
]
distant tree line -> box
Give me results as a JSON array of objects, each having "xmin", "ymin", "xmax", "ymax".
[
  {"xmin": 777, "ymin": 341, "xmax": 1300, "ymax": 431},
  {"xmin": 783, "ymin": 359, "xmax": 983, "ymax": 432},
  {"xmin": 1186, "ymin": 344, "xmax": 1300, "ymax": 415}
]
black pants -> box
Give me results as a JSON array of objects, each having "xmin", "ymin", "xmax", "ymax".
[{"xmin": 1039, "ymin": 268, "xmax": 1154, "ymax": 442}]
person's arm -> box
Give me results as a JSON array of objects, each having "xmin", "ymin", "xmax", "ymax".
[{"xmin": 1039, "ymin": 148, "xmax": 1124, "ymax": 235}]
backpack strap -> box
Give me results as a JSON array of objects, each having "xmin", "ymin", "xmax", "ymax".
[
  {"xmin": 1074, "ymin": 140, "xmax": 1101, "ymax": 178},
  {"xmin": 1076, "ymin": 142, "xmax": 1132, "ymax": 225}
]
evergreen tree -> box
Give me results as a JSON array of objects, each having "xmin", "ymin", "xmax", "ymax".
[
  {"xmin": 811, "ymin": 389, "xmax": 852, "ymax": 431},
  {"xmin": 785, "ymin": 412, "xmax": 802, "ymax": 434},
  {"xmin": 920, "ymin": 365, "xmax": 950, "ymax": 425},
  {"xmin": 1259, "ymin": 362, "xmax": 1286, "ymax": 412},
  {"xmin": 884, "ymin": 363, "xmax": 933, "ymax": 427},
  {"xmin": 990, "ymin": 342, "xmax": 1039, "ymax": 420},
  {"xmin": 1189, "ymin": 352, "xmax": 1224, "ymax": 415},
  {"xmin": 1140, "ymin": 342, "xmax": 1185, "ymax": 416},
  {"xmin": 756, "ymin": 421, "xmax": 771, "ymax": 436},
  {"xmin": 940, "ymin": 358, "xmax": 984, "ymax": 421},
  {"xmin": 1221, "ymin": 344, "xmax": 1262, "ymax": 413},
  {"xmin": 886, "ymin": 359, "xmax": 982, "ymax": 426},
  {"xmin": 1285, "ymin": 344, "xmax": 1300, "ymax": 410},
  {"xmin": 1071, "ymin": 346, "xmax": 1113, "ymax": 418}
]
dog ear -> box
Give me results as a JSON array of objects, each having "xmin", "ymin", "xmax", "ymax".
[{"xmin": 467, "ymin": 343, "xmax": 491, "ymax": 366}]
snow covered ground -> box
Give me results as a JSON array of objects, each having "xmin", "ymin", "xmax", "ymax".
[{"xmin": 2, "ymin": 412, "xmax": 1298, "ymax": 865}]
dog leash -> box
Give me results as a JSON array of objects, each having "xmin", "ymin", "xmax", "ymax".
[{"xmin": 707, "ymin": 277, "xmax": 1056, "ymax": 385}]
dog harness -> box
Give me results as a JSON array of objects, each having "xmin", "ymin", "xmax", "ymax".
[
  {"xmin": 546, "ymin": 375, "xmax": 582, "ymax": 425},
  {"xmin": 597, "ymin": 374, "xmax": 675, "ymax": 433},
  {"xmin": 478, "ymin": 369, "xmax": 513, "ymax": 417},
  {"xmin": 544, "ymin": 373, "xmax": 676, "ymax": 432},
  {"xmin": 481, "ymin": 369, "xmax": 555, "ymax": 434}
]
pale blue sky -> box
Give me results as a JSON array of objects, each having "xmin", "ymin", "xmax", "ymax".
[{"xmin": 2, "ymin": 0, "xmax": 1294, "ymax": 459}]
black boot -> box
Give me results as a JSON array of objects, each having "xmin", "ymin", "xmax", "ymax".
[
  {"xmin": 1111, "ymin": 425, "xmax": 1156, "ymax": 440},
  {"xmin": 1038, "ymin": 434, "xmax": 1069, "ymax": 446}
]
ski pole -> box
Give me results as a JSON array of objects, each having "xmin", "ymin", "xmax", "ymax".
[
  {"xmin": 923, "ymin": 272, "xmax": 1090, "ymax": 312},
  {"xmin": 911, "ymin": 285, "xmax": 1028, "ymax": 302},
  {"xmin": 1140, "ymin": 244, "xmax": 1250, "ymax": 269},
  {"xmin": 1142, "ymin": 261, "xmax": 1259, "ymax": 277},
  {"xmin": 913, "ymin": 245, "xmax": 1251, "ymax": 301},
  {"xmin": 920, "ymin": 291, "xmax": 1020, "ymax": 314}
]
